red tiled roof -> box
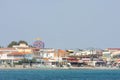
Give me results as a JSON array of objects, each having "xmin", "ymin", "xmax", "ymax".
[
  {"xmin": 107, "ymin": 48, "xmax": 120, "ymax": 50},
  {"xmin": 8, "ymin": 52, "xmax": 31, "ymax": 56},
  {"xmin": 0, "ymin": 48, "xmax": 16, "ymax": 50},
  {"xmin": 0, "ymin": 51, "xmax": 4, "ymax": 54}
]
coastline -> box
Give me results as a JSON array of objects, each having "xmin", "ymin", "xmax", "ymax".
[{"xmin": 0, "ymin": 66, "xmax": 120, "ymax": 70}]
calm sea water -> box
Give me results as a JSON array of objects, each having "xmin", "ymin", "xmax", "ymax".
[{"xmin": 0, "ymin": 69, "xmax": 120, "ymax": 80}]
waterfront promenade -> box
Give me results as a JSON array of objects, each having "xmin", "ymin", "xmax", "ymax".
[{"xmin": 0, "ymin": 64, "xmax": 119, "ymax": 70}]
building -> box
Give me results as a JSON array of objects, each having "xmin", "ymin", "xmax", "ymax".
[{"xmin": 0, "ymin": 44, "xmax": 33, "ymax": 66}]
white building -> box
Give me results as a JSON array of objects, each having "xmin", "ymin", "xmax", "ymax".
[{"xmin": 39, "ymin": 48, "xmax": 55, "ymax": 59}]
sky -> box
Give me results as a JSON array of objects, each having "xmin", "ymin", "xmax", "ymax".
[{"xmin": 0, "ymin": 0, "xmax": 120, "ymax": 49}]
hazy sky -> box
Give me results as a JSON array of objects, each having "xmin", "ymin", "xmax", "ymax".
[{"xmin": 0, "ymin": 0, "xmax": 120, "ymax": 49}]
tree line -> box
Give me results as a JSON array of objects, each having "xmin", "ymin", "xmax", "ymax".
[{"xmin": 0, "ymin": 40, "xmax": 29, "ymax": 48}]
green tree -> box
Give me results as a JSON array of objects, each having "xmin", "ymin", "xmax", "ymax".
[
  {"xmin": 18, "ymin": 40, "xmax": 28, "ymax": 45},
  {"xmin": 31, "ymin": 58, "xmax": 37, "ymax": 63},
  {"xmin": 21, "ymin": 58, "xmax": 29, "ymax": 63},
  {"xmin": 7, "ymin": 40, "xmax": 28, "ymax": 48},
  {"xmin": 8, "ymin": 41, "xmax": 18, "ymax": 47},
  {"xmin": 29, "ymin": 45, "xmax": 34, "ymax": 48}
]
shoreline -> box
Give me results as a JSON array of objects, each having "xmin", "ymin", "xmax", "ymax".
[{"xmin": 0, "ymin": 66, "xmax": 120, "ymax": 70}]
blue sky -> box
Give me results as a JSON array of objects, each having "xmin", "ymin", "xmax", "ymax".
[{"xmin": 0, "ymin": 0, "xmax": 120, "ymax": 49}]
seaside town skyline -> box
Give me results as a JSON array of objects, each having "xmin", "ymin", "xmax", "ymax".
[
  {"xmin": 1, "ymin": 0, "xmax": 120, "ymax": 69},
  {"xmin": 1, "ymin": 1, "xmax": 120, "ymax": 80},
  {"xmin": 0, "ymin": 41, "xmax": 120, "ymax": 69}
]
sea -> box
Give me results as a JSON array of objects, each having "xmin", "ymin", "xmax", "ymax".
[{"xmin": 0, "ymin": 69, "xmax": 120, "ymax": 80}]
